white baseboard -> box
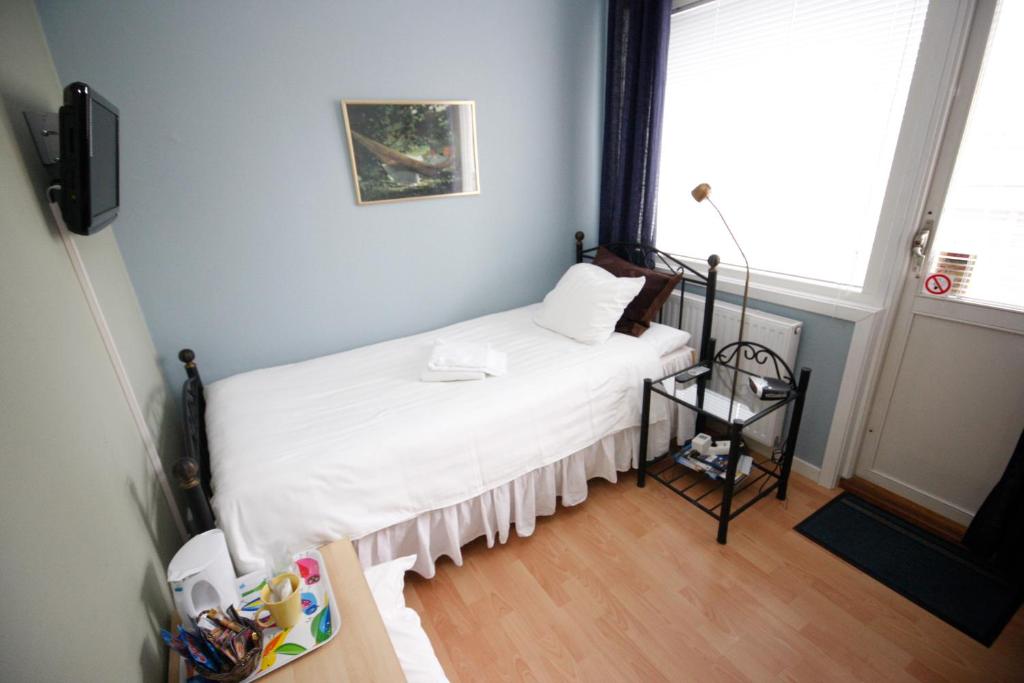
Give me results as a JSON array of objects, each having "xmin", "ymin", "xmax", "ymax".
[{"xmin": 791, "ymin": 456, "xmax": 823, "ymax": 484}]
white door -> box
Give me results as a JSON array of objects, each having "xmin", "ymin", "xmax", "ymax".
[{"xmin": 855, "ymin": 0, "xmax": 1024, "ymax": 527}]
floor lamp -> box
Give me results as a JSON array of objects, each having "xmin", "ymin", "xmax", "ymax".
[{"xmin": 691, "ymin": 183, "xmax": 749, "ymax": 418}]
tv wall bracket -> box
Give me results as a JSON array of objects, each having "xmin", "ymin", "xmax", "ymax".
[{"xmin": 23, "ymin": 110, "xmax": 61, "ymax": 174}]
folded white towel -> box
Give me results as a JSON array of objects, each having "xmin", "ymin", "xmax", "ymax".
[
  {"xmin": 429, "ymin": 340, "xmax": 489, "ymax": 371},
  {"xmin": 420, "ymin": 368, "xmax": 487, "ymax": 382},
  {"xmin": 428, "ymin": 340, "xmax": 507, "ymax": 376}
]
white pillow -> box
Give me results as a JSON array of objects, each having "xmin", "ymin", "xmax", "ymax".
[
  {"xmin": 534, "ymin": 263, "xmax": 645, "ymax": 344},
  {"xmin": 364, "ymin": 555, "xmax": 449, "ymax": 683},
  {"xmin": 633, "ymin": 322, "xmax": 692, "ymax": 357}
]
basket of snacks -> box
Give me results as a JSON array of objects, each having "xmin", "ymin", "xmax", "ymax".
[{"xmin": 162, "ymin": 606, "xmax": 263, "ymax": 682}]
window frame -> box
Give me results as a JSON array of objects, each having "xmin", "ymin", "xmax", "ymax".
[{"xmin": 658, "ymin": 0, "xmax": 974, "ymax": 322}]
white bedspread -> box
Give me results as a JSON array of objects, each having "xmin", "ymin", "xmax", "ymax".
[{"xmin": 206, "ymin": 304, "xmax": 669, "ymax": 572}]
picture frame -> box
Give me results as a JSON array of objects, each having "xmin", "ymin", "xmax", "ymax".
[{"xmin": 341, "ymin": 100, "xmax": 480, "ymax": 205}]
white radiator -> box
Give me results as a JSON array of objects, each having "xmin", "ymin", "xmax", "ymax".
[{"xmin": 661, "ymin": 292, "xmax": 802, "ymax": 448}]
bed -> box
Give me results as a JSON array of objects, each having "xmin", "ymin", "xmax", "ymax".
[{"xmin": 174, "ymin": 233, "xmax": 720, "ymax": 576}]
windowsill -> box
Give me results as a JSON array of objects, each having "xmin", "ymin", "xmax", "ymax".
[{"xmin": 662, "ymin": 256, "xmax": 882, "ymax": 322}]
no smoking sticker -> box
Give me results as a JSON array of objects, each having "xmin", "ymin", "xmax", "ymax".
[{"xmin": 924, "ymin": 272, "xmax": 952, "ymax": 296}]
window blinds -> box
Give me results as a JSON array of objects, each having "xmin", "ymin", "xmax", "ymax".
[{"xmin": 657, "ymin": 0, "xmax": 928, "ymax": 287}]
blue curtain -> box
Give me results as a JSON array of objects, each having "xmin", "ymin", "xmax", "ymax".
[{"xmin": 598, "ymin": 0, "xmax": 672, "ymax": 249}]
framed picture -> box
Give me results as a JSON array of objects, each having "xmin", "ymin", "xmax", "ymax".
[{"xmin": 341, "ymin": 100, "xmax": 480, "ymax": 205}]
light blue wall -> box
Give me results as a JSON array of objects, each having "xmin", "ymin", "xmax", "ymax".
[
  {"xmin": 709, "ymin": 289, "xmax": 854, "ymax": 468},
  {"xmin": 38, "ymin": 0, "xmax": 849, "ymax": 470},
  {"xmin": 37, "ymin": 0, "xmax": 606, "ymax": 386}
]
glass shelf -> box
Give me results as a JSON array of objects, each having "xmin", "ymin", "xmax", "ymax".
[
  {"xmin": 671, "ymin": 383, "xmax": 755, "ymax": 423},
  {"xmin": 651, "ymin": 360, "xmax": 796, "ymax": 428}
]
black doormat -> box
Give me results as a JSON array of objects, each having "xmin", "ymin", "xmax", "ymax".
[{"xmin": 795, "ymin": 493, "xmax": 1022, "ymax": 646}]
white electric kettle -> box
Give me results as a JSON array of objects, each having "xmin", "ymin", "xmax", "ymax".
[{"xmin": 167, "ymin": 529, "xmax": 239, "ymax": 619}]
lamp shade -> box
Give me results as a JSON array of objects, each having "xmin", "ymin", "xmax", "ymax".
[{"xmin": 691, "ymin": 183, "xmax": 711, "ymax": 202}]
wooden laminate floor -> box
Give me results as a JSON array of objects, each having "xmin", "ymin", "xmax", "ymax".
[{"xmin": 405, "ymin": 473, "xmax": 1024, "ymax": 682}]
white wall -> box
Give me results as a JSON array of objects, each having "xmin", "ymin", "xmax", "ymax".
[{"xmin": 0, "ymin": 1, "xmax": 183, "ymax": 679}]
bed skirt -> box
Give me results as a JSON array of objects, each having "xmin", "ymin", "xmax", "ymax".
[{"xmin": 353, "ymin": 419, "xmax": 672, "ymax": 578}]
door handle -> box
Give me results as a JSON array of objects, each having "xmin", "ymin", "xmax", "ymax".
[{"xmin": 912, "ymin": 218, "xmax": 933, "ymax": 265}]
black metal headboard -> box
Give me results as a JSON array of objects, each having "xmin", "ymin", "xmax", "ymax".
[
  {"xmin": 173, "ymin": 349, "xmax": 214, "ymax": 533},
  {"xmin": 172, "ymin": 232, "xmax": 721, "ymax": 535},
  {"xmin": 574, "ymin": 231, "xmax": 719, "ymax": 360}
]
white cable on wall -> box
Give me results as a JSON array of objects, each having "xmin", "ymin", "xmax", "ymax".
[{"xmin": 47, "ymin": 186, "xmax": 188, "ymax": 541}]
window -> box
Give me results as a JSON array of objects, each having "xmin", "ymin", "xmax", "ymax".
[
  {"xmin": 929, "ymin": 0, "xmax": 1024, "ymax": 311},
  {"xmin": 657, "ymin": 0, "xmax": 928, "ymax": 289}
]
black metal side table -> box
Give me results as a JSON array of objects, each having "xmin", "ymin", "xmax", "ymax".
[{"xmin": 637, "ymin": 340, "xmax": 811, "ymax": 544}]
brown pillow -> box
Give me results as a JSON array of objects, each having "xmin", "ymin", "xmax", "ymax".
[{"xmin": 592, "ymin": 247, "xmax": 682, "ymax": 337}]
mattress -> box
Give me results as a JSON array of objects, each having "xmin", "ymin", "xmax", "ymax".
[{"xmin": 206, "ymin": 304, "xmax": 686, "ymax": 572}]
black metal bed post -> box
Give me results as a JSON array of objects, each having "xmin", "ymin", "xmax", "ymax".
[
  {"xmin": 174, "ymin": 348, "xmax": 216, "ymax": 535},
  {"xmin": 181, "ymin": 349, "xmax": 212, "ymax": 497},
  {"xmin": 777, "ymin": 367, "xmax": 811, "ymax": 500},
  {"xmin": 181, "ymin": 348, "xmax": 199, "ymax": 381},
  {"xmin": 173, "ymin": 458, "xmax": 214, "ymax": 534},
  {"xmin": 637, "ymin": 378, "xmax": 653, "ymax": 487},
  {"xmin": 716, "ymin": 419, "xmax": 744, "ymax": 544},
  {"xmin": 700, "ymin": 255, "xmax": 720, "ymax": 362},
  {"xmin": 575, "ymin": 231, "xmax": 585, "ymax": 264},
  {"xmin": 675, "ymin": 280, "xmax": 684, "ymax": 330},
  {"xmin": 695, "ymin": 255, "xmax": 720, "ymax": 436}
]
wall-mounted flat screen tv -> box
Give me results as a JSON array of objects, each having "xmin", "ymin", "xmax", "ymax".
[{"xmin": 59, "ymin": 82, "xmax": 119, "ymax": 236}]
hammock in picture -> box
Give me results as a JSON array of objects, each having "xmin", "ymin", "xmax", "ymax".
[{"xmin": 350, "ymin": 130, "xmax": 454, "ymax": 179}]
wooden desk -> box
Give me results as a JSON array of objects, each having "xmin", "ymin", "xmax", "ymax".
[{"xmin": 168, "ymin": 538, "xmax": 405, "ymax": 682}]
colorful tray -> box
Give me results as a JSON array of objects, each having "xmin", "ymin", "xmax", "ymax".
[{"xmin": 176, "ymin": 548, "xmax": 340, "ymax": 681}]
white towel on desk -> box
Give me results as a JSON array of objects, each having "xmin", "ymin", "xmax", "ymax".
[{"xmin": 427, "ymin": 340, "xmax": 507, "ymax": 376}]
